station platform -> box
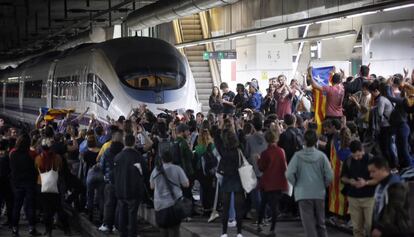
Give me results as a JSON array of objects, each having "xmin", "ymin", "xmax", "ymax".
[{"xmin": 76, "ymin": 205, "xmax": 352, "ymax": 237}]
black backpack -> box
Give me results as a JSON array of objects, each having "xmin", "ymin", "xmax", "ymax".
[{"xmin": 202, "ymin": 143, "xmax": 218, "ymax": 176}]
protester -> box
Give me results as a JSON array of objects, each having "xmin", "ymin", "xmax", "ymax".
[
  {"xmin": 217, "ymin": 130, "xmax": 245, "ymax": 237},
  {"xmin": 150, "ymin": 151, "xmax": 189, "ymax": 237},
  {"xmin": 286, "ymin": 129, "xmax": 333, "ymax": 237},
  {"xmin": 340, "ymin": 140, "xmax": 376, "ymax": 237},
  {"xmin": 368, "ymin": 158, "xmax": 412, "ymax": 237},
  {"xmin": 9, "ymin": 134, "xmax": 40, "ymax": 236},
  {"xmin": 113, "ymin": 134, "xmax": 147, "ymax": 237},
  {"xmin": 257, "ymin": 130, "xmax": 288, "ymax": 234}
]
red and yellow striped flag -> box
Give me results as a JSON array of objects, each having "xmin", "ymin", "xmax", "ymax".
[
  {"xmin": 328, "ymin": 139, "xmax": 348, "ymax": 216},
  {"xmin": 311, "ymin": 66, "xmax": 334, "ymax": 134}
]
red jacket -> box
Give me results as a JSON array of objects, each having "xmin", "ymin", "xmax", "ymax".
[{"xmin": 258, "ymin": 144, "xmax": 288, "ymax": 192}]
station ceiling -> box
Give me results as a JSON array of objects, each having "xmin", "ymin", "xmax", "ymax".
[{"xmin": 0, "ymin": 0, "xmax": 159, "ymax": 60}]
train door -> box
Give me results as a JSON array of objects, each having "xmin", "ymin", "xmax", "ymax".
[
  {"xmin": 47, "ymin": 60, "xmax": 57, "ymax": 108},
  {"xmin": 18, "ymin": 71, "xmax": 26, "ymax": 122}
]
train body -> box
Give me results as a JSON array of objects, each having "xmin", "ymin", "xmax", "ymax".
[{"xmin": 0, "ymin": 37, "xmax": 200, "ymax": 125}]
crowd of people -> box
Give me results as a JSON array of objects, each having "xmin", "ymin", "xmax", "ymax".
[{"xmin": 0, "ymin": 65, "xmax": 413, "ymax": 237}]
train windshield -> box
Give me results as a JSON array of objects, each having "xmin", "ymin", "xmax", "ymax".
[{"xmin": 122, "ymin": 71, "xmax": 185, "ymax": 91}]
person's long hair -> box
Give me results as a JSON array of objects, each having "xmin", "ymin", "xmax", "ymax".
[
  {"xmin": 197, "ymin": 129, "xmax": 213, "ymax": 147},
  {"xmin": 14, "ymin": 133, "xmax": 30, "ymax": 153},
  {"xmin": 210, "ymin": 86, "xmax": 221, "ymax": 100},
  {"xmin": 221, "ymin": 129, "xmax": 239, "ymax": 150}
]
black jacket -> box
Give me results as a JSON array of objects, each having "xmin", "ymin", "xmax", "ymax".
[
  {"xmin": 113, "ymin": 147, "xmax": 147, "ymax": 200},
  {"xmin": 9, "ymin": 150, "xmax": 37, "ymax": 187},
  {"xmin": 278, "ymin": 127, "xmax": 303, "ymax": 163}
]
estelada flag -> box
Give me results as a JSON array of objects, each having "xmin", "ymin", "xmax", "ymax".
[
  {"xmin": 41, "ymin": 107, "xmax": 75, "ymax": 121},
  {"xmin": 328, "ymin": 137, "xmax": 348, "ymax": 216},
  {"xmin": 311, "ymin": 66, "xmax": 335, "ymax": 134}
]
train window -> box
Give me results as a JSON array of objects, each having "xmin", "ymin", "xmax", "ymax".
[
  {"xmin": 121, "ymin": 72, "xmax": 185, "ymax": 91},
  {"xmin": 53, "ymin": 76, "xmax": 79, "ymax": 101},
  {"xmin": 6, "ymin": 83, "xmax": 19, "ymax": 98},
  {"xmin": 24, "ymin": 80, "xmax": 42, "ymax": 98},
  {"xmin": 86, "ymin": 73, "xmax": 113, "ymax": 110}
]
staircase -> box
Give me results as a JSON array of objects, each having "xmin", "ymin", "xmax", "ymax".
[{"xmin": 180, "ymin": 15, "xmax": 214, "ymax": 113}]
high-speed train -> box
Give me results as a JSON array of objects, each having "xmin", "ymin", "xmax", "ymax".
[{"xmin": 0, "ymin": 37, "xmax": 200, "ymax": 125}]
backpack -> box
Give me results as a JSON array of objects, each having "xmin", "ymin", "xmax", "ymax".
[
  {"xmin": 157, "ymin": 137, "xmax": 182, "ymax": 166},
  {"xmin": 201, "ymin": 143, "xmax": 218, "ymax": 176}
]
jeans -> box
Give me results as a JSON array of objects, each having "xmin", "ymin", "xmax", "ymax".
[
  {"xmin": 103, "ymin": 183, "xmax": 118, "ymax": 229},
  {"xmin": 12, "ymin": 185, "xmax": 36, "ymax": 229},
  {"xmin": 298, "ymin": 199, "xmax": 328, "ymax": 237},
  {"xmin": 378, "ymin": 126, "xmax": 397, "ymax": 168},
  {"xmin": 222, "ymin": 192, "xmax": 244, "ymax": 234},
  {"xmin": 394, "ymin": 123, "xmax": 413, "ymax": 168},
  {"xmin": 118, "ymin": 199, "xmax": 140, "ymax": 237},
  {"xmin": 229, "ymin": 192, "xmax": 235, "ymax": 221},
  {"xmin": 258, "ymin": 191, "xmax": 282, "ymax": 231}
]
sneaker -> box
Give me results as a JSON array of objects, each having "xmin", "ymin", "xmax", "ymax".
[
  {"xmin": 220, "ymin": 234, "xmax": 228, "ymax": 237},
  {"xmin": 391, "ymin": 168, "xmax": 399, "ymax": 174},
  {"xmin": 208, "ymin": 211, "xmax": 220, "ymax": 223},
  {"xmin": 236, "ymin": 234, "xmax": 243, "ymax": 237},
  {"xmin": 12, "ymin": 228, "xmax": 19, "ymax": 237},
  {"xmin": 98, "ymin": 224, "xmax": 110, "ymax": 232},
  {"xmin": 227, "ymin": 220, "xmax": 237, "ymax": 228}
]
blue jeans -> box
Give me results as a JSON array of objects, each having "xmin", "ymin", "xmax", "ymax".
[
  {"xmin": 394, "ymin": 123, "xmax": 413, "ymax": 168},
  {"xmin": 229, "ymin": 192, "xmax": 235, "ymax": 221}
]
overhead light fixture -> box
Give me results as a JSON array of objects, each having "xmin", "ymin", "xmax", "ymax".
[
  {"xmin": 213, "ymin": 39, "xmax": 228, "ymax": 43},
  {"xmin": 335, "ymin": 34, "xmax": 355, "ymax": 39},
  {"xmin": 246, "ymin": 32, "xmax": 264, "ymax": 37},
  {"xmin": 353, "ymin": 45, "xmax": 362, "ymax": 48},
  {"xmin": 266, "ymin": 28, "xmax": 286, "ymax": 34},
  {"xmin": 383, "ymin": 3, "xmax": 414, "ymax": 11},
  {"xmin": 346, "ymin": 11, "xmax": 378, "ymax": 18},
  {"xmin": 315, "ymin": 18, "xmax": 342, "ymax": 24},
  {"xmin": 289, "ymin": 23, "xmax": 310, "ymax": 29},
  {"xmin": 285, "ymin": 30, "xmax": 357, "ymax": 44},
  {"xmin": 229, "ymin": 36, "xmax": 245, "ymax": 41}
]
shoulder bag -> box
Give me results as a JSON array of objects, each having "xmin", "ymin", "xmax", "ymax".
[{"xmin": 237, "ymin": 149, "xmax": 257, "ymax": 193}]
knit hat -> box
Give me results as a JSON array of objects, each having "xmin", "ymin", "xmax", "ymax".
[{"xmin": 250, "ymin": 81, "xmax": 259, "ymax": 91}]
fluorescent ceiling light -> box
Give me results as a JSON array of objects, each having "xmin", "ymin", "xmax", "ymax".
[
  {"xmin": 285, "ymin": 30, "xmax": 357, "ymax": 44},
  {"xmin": 315, "ymin": 18, "xmax": 342, "ymax": 24},
  {"xmin": 229, "ymin": 36, "xmax": 245, "ymax": 40},
  {"xmin": 266, "ymin": 28, "xmax": 286, "ymax": 33},
  {"xmin": 247, "ymin": 32, "xmax": 264, "ymax": 37},
  {"xmin": 185, "ymin": 43, "xmax": 197, "ymax": 47},
  {"xmin": 346, "ymin": 11, "xmax": 378, "ymax": 18},
  {"xmin": 335, "ymin": 34, "xmax": 355, "ymax": 39},
  {"xmin": 289, "ymin": 23, "xmax": 310, "ymax": 29},
  {"xmin": 321, "ymin": 37, "xmax": 334, "ymax": 41},
  {"xmin": 213, "ymin": 39, "xmax": 228, "ymax": 43},
  {"xmin": 353, "ymin": 45, "xmax": 362, "ymax": 48},
  {"xmin": 383, "ymin": 3, "xmax": 414, "ymax": 11}
]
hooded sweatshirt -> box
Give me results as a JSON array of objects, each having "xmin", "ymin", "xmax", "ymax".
[{"xmin": 286, "ymin": 147, "xmax": 333, "ymax": 201}]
